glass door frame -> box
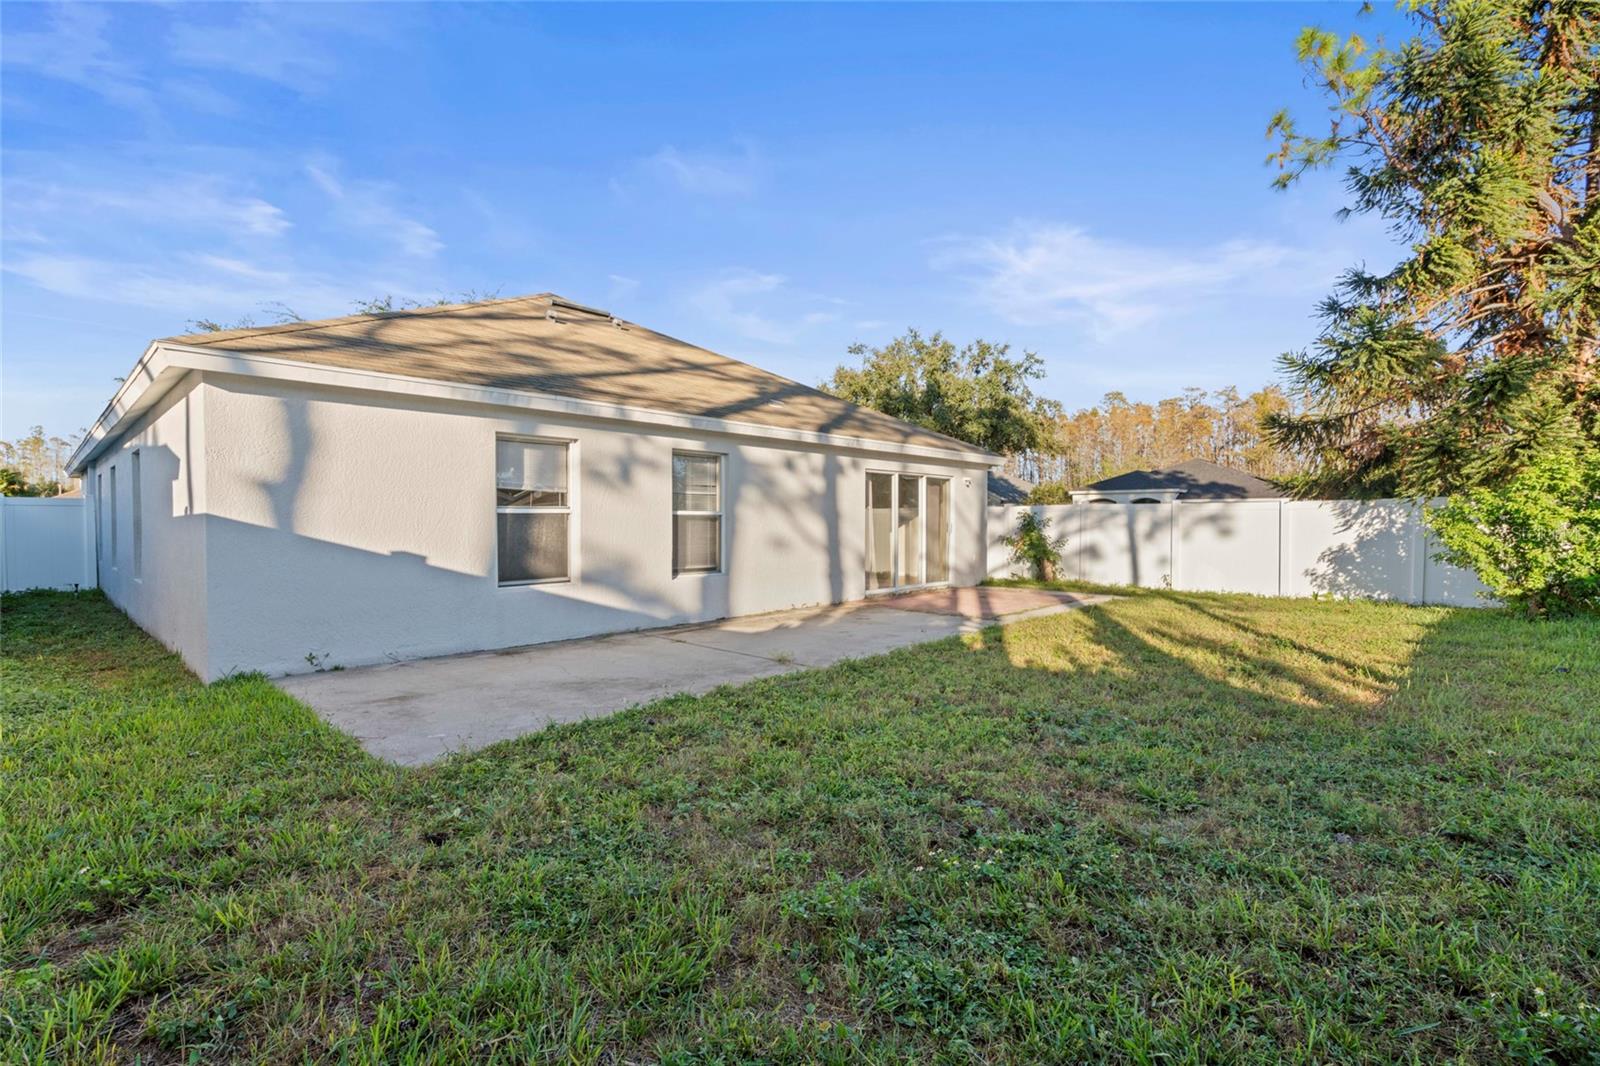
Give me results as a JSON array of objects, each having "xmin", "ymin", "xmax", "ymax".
[{"xmin": 865, "ymin": 470, "xmax": 953, "ymax": 594}]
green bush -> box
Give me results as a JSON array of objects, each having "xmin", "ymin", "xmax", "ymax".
[
  {"xmin": 1002, "ymin": 510, "xmax": 1065, "ymax": 581},
  {"xmin": 1025, "ymin": 480, "xmax": 1073, "ymax": 504},
  {"xmin": 1426, "ymin": 443, "xmax": 1600, "ymax": 617}
]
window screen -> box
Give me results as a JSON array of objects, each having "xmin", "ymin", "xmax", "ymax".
[
  {"xmin": 672, "ymin": 453, "xmax": 722, "ymax": 574},
  {"xmin": 131, "ymin": 451, "xmax": 143, "ymax": 577},
  {"xmin": 109, "ymin": 465, "xmax": 118, "ymax": 566},
  {"xmin": 496, "ymin": 439, "xmax": 570, "ymax": 583}
]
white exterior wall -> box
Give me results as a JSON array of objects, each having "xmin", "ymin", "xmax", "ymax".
[
  {"xmin": 0, "ymin": 497, "xmax": 95, "ymax": 592},
  {"xmin": 85, "ymin": 374, "xmax": 210, "ymax": 673},
  {"xmin": 190, "ymin": 375, "xmax": 987, "ymax": 680},
  {"xmin": 988, "ymin": 498, "xmax": 1487, "ymax": 606}
]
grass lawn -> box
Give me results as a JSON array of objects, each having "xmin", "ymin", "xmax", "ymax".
[{"xmin": 3, "ymin": 588, "xmax": 1598, "ymax": 1064}]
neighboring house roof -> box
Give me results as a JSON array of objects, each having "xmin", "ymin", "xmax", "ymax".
[
  {"xmin": 156, "ymin": 294, "xmax": 982, "ymax": 457},
  {"xmin": 986, "ymin": 471, "xmax": 1034, "ymax": 504},
  {"xmin": 1078, "ymin": 459, "xmax": 1285, "ymax": 500}
]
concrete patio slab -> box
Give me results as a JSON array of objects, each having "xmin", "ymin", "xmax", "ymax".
[
  {"xmin": 275, "ymin": 592, "xmax": 1107, "ymax": 765},
  {"xmin": 879, "ymin": 586, "xmax": 1101, "ymax": 620}
]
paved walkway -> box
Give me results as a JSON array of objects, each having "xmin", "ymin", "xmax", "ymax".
[{"xmin": 275, "ymin": 588, "xmax": 1104, "ymax": 765}]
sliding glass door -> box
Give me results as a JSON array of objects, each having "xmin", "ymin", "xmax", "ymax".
[
  {"xmin": 925, "ymin": 477, "xmax": 950, "ymax": 583},
  {"xmin": 896, "ymin": 475, "xmax": 922, "ymax": 586},
  {"xmin": 865, "ymin": 472, "xmax": 951, "ymax": 591},
  {"xmin": 866, "ymin": 473, "xmax": 894, "ymax": 590}
]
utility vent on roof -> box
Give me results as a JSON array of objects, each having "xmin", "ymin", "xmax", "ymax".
[{"xmin": 546, "ymin": 297, "xmax": 623, "ymax": 327}]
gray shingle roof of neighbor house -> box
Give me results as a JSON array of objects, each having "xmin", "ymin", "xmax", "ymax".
[
  {"xmin": 158, "ymin": 293, "xmax": 989, "ymax": 457},
  {"xmin": 986, "ymin": 471, "xmax": 1035, "ymax": 504},
  {"xmin": 1079, "ymin": 458, "xmax": 1285, "ymax": 499}
]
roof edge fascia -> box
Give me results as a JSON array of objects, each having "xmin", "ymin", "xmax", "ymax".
[
  {"xmin": 69, "ymin": 342, "xmax": 1000, "ymax": 473},
  {"xmin": 1068, "ymin": 487, "xmax": 1186, "ymax": 503}
]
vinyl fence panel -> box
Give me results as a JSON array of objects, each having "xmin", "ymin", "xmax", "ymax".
[
  {"xmin": 987, "ymin": 498, "xmax": 1487, "ymax": 606},
  {"xmin": 1, "ymin": 496, "xmax": 96, "ymax": 592},
  {"xmin": 1172, "ymin": 499, "xmax": 1281, "ymax": 596}
]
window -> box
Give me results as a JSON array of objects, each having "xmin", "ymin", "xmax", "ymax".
[
  {"xmin": 866, "ymin": 473, "xmax": 894, "ymax": 590},
  {"xmin": 109, "ymin": 465, "xmax": 118, "ymax": 567},
  {"xmin": 95, "ymin": 473, "xmax": 104, "ymax": 566},
  {"xmin": 495, "ymin": 438, "xmax": 570, "ymax": 584},
  {"xmin": 131, "ymin": 451, "xmax": 143, "ymax": 577},
  {"xmin": 925, "ymin": 478, "xmax": 950, "ymax": 583},
  {"xmin": 864, "ymin": 473, "xmax": 951, "ymax": 591},
  {"xmin": 896, "ymin": 474, "xmax": 922, "ymax": 586},
  {"xmin": 672, "ymin": 452, "xmax": 722, "ymax": 575}
]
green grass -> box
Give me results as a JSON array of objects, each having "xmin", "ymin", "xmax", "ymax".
[{"xmin": 3, "ymin": 588, "xmax": 1598, "ymax": 1064}]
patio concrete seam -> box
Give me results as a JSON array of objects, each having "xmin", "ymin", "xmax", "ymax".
[{"xmin": 642, "ymin": 631, "xmax": 800, "ymax": 665}]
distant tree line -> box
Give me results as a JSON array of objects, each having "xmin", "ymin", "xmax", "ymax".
[
  {"xmin": 1017, "ymin": 386, "xmax": 1303, "ymax": 500},
  {"xmin": 1, "ymin": 425, "xmax": 82, "ymax": 496},
  {"xmin": 823, "ymin": 330, "xmax": 1304, "ymax": 498}
]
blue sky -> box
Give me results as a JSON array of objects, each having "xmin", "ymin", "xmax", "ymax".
[{"xmin": 2, "ymin": 1, "xmax": 1412, "ymax": 439}]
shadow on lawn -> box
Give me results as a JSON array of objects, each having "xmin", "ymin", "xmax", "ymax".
[
  {"xmin": 11, "ymin": 586, "xmax": 1597, "ymax": 1065},
  {"xmin": 979, "ymin": 589, "xmax": 1435, "ymax": 720}
]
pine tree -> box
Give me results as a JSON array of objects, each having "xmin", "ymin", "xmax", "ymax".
[{"xmin": 1265, "ymin": 0, "xmax": 1599, "ymax": 497}]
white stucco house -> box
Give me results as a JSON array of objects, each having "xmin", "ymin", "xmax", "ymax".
[{"xmin": 67, "ymin": 294, "xmax": 997, "ymax": 681}]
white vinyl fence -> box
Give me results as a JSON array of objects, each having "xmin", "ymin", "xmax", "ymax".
[
  {"xmin": 987, "ymin": 498, "xmax": 1488, "ymax": 607},
  {"xmin": 1, "ymin": 491, "xmax": 1488, "ymax": 605},
  {"xmin": 1, "ymin": 497, "xmax": 96, "ymax": 592}
]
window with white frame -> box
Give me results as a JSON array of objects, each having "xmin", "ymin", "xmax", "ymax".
[
  {"xmin": 865, "ymin": 472, "xmax": 951, "ymax": 590},
  {"xmin": 672, "ymin": 452, "xmax": 722, "ymax": 575},
  {"xmin": 109, "ymin": 465, "xmax": 118, "ymax": 567},
  {"xmin": 131, "ymin": 450, "xmax": 143, "ymax": 578},
  {"xmin": 495, "ymin": 438, "xmax": 570, "ymax": 584},
  {"xmin": 95, "ymin": 472, "xmax": 104, "ymax": 566}
]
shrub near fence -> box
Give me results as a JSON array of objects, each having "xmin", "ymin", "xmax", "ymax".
[{"xmin": 986, "ymin": 499, "xmax": 1488, "ymax": 607}]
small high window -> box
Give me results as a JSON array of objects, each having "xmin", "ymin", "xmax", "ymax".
[
  {"xmin": 109, "ymin": 465, "xmax": 118, "ymax": 567},
  {"xmin": 131, "ymin": 451, "xmax": 143, "ymax": 577},
  {"xmin": 672, "ymin": 452, "xmax": 722, "ymax": 575},
  {"xmin": 496, "ymin": 438, "xmax": 570, "ymax": 584},
  {"xmin": 95, "ymin": 473, "xmax": 104, "ymax": 565}
]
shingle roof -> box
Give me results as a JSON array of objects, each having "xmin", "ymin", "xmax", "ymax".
[
  {"xmin": 986, "ymin": 471, "xmax": 1034, "ymax": 504},
  {"xmin": 1079, "ymin": 459, "xmax": 1284, "ymax": 499},
  {"xmin": 165, "ymin": 293, "xmax": 986, "ymax": 456}
]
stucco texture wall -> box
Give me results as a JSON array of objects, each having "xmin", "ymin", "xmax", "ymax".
[
  {"xmin": 187, "ymin": 375, "xmax": 986, "ymax": 679},
  {"xmin": 88, "ymin": 373, "xmax": 210, "ymax": 675}
]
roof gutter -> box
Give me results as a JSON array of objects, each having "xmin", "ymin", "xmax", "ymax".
[{"xmin": 69, "ymin": 342, "xmax": 1001, "ymax": 474}]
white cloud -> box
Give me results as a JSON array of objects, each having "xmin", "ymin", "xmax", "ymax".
[
  {"xmin": 305, "ymin": 158, "xmax": 442, "ymax": 258},
  {"xmin": 687, "ymin": 271, "xmax": 841, "ymax": 345},
  {"xmin": 158, "ymin": 78, "xmax": 239, "ymax": 117},
  {"xmin": 2, "ymin": 5, "xmax": 155, "ymax": 116},
  {"xmin": 933, "ymin": 223, "xmax": 1296, "ymax": 338},
  {"xmin": 619, "ymin": 144, "xmax": 765, "ymax": 200},
  {"xmin": 3, "ymin": 251, "xmax": 342, "ymax": 315},
  {"xmin": 5, "ymin": 171, "xmax": 290, "ymax": 239},
  {"xmin": 3, "ymin": 2, "xmax": 399, "ymax": 124},
  {"xmin": 166, "ymin": 4, "xmax": 365, "ymax": 95},
  {"xmin": 607, "ymin": 274, "xmax": 640, "ymax": 305}
]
